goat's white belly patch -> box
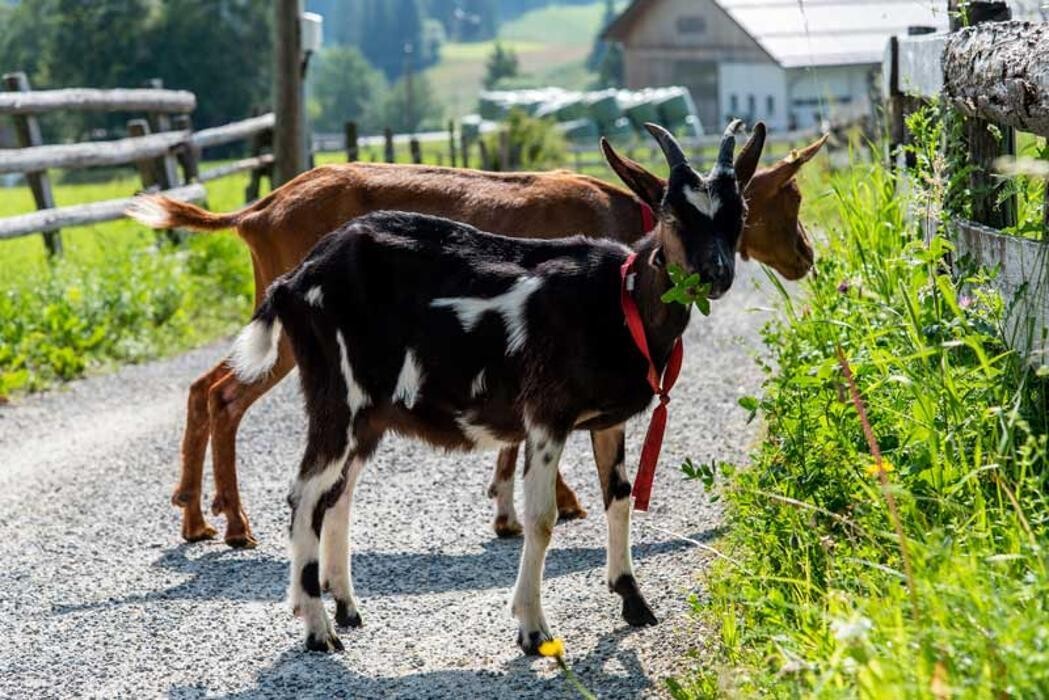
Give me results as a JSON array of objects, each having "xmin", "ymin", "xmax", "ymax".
[
  {"xmin": 431, "ymin": 276, "xmax": 542, "ymax": 354},
  {"xmin": 335, "ymin": 330, "xmax": 371, "ymax": 414},
  {"xmin": 456, "ymin": 416, "xmax": 511, "ymax": 451}
]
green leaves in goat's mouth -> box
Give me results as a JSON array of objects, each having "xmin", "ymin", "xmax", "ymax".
[{"xmin": 661, "ymin": 265, "xmax": 712, "ymax": 316}]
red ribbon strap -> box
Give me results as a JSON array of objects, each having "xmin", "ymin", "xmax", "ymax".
[{"xmin": 619, "ymin": 253, "xmax": 684, "ymax": 511}]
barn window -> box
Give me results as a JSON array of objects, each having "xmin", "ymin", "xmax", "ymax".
[
  {"xmin": 677, "ymin": 16, "xmax": 706, "ymax": 34},
  {"xmin": 766, "ymin": 95, "xmax": 775, "ymax": 115},
  {"xmin": 730, "ymin": 94, "xmax": 738, "ymax": 112},
  {"xmin": 747, "ymin": 94, "xmax": 756, "ymax": 116}
]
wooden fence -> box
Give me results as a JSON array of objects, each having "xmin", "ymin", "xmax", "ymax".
[
  {"xmin": 884, "ymin": 2, "xmax": 1048, "ymax": 363},
  {"xmin": 0, "ymin": 73, "xmax": 274, "ymax": 253}
]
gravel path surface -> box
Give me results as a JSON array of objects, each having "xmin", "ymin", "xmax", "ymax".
[{"xmin": 0, "ymin": 266, "xmax": 779, "ymax": 699}]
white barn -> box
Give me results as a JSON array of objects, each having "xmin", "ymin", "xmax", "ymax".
[{"xmin": 604, "ymin": 0, "xmax": 1043, "ymax": 132}]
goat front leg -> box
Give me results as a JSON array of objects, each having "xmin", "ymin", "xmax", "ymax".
[
  {"xmin": 488, "ymin": 445, "xmax": 587, "ymax": 539},
  {"xmin": 288, "ymin": 455, "xmax": 353, "ymax": 653},
  {"xmin": 511, "ymin": 427, "xmax": 564, "ymax": 654},
  {"xmin": 208, "ymin": 342, "xmax": 295, "ymax": 548},
  {"xmin": 173, "ymin": 359, "xmax": 230, "ymax": 542},
  {"xmin": 320, "ymin": 457, "xmax": 367, "ymax": 629},
  {"xmin": 591, "ymin": 424, "xmax": 657, "ymax": 627}
]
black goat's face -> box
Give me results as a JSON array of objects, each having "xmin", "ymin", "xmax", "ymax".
[{"xmin": 647, "ymin": 122, "xmax": 745, "ymax": 300}]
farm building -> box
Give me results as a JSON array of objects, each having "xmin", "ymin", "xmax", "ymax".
[{"xmin": 604, "ymin": 0, "xmax": 1043, "ymax": 131}]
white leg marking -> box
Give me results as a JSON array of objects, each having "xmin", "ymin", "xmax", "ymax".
[
  {"xmin": 335, "ymin": 330, "xmax": 371, "ymax": 414},
  {"xmin": 511, "ymin": 429, "xmax": 562, "ymax": 648},
  {"xmin": 606, "ymin": 479, "xmax": 635, "ymax": 584},
  {"xmin": 305, "ymin": 285, "xmax": 324, "ymax": 307},
  {"xmin": 490, "ymin": 470, "xmax": 519, "ymax": 529},
  {"xmin": 320, "ymin": 457, "xmax": 367, "ymax": 620},
  {"xmin": 393, "ymin": 349, "xmax": 423, "ymax": 409},
  {"xmin": 431, "ymin": 276, "xmax": 542, "ymax": 354},
  {"xmin": 229, "ymin": 318, "xmax": 282, "ymax": 383}
]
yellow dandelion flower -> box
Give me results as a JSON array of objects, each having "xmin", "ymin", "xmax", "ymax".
[
  {"xmin": 865, "ymin": 460, "xmax": 894, "ymax": 477},
  {"xmin": 538, "ymin": 638, "xmax": 565, "ymax": 658}
]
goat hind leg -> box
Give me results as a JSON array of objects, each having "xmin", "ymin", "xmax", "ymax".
[
  {"xmin": 321, "ymin": 457, "xmax": 367, "ymax": 629},
  {"xmin": 174, "ymin": 360, "xmax": 230, "ymax": 542},
  {"xmin": 488, "ymin": 446, "xmax": 522, "ymax": 538},
  {"xmin": 289, "ymin": 457, "xmax": 349, "ymax": 653},
  {"xmin": 208, "ymin": 342, "xmax": 295, "ymax": 548}
]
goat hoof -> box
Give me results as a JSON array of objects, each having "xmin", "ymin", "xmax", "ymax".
[
  {"xmin": 622, "ymin": 595, "xmax": 658, "ymax": 627},
  {"xmin": 225, "ymin": 533, "xmax": 258, "ymax": 549},
  {"xmin": 181, "ymin": 522, "xmax": 218, "ymax": 543},
  {"xmin": 305, "ymin": 632, "xmax": 344, "ymax": 653},
  {"xmin": 493, "ymin": 515, "xmax": 522, "ymax": 539},
  {"xmin": 557, "ymin": 505, "xmax": 588, "ymax": 523},
  {"xmin": 335, "ymin": 601, "xmax": 363, "ymax": 629},
  {"xmin": 516, "ymin": 629, "xmax": 550, "ymax": 656}
]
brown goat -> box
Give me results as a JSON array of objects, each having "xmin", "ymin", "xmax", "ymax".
[{"xmin": 128, "ymin": 129, "xmax": 827, "ymax": 548}]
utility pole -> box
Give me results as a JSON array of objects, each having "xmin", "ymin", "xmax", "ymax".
[
  {"xmin": 274, "ymin": 0, "xmax": 306, "ymax": 186},
  {"xmin": 404, "ymin": 41, "xmax": 415, "ymax": 135}
]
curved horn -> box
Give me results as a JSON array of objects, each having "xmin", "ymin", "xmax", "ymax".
[
  {"xmin": 714, "ymin": 119, "xmax": 745, "ymax": 174},
  {"xmin": 644, "ymin": 122, "xmax": 688, "ymax": 170}
]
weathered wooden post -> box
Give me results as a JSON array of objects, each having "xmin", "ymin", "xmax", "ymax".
[
  {"xmin": 477, "ymin": 138, "xmax": 489, "ymax": 170},
  {"xmin": 949, "ymin": 0, "xmax": 1016, "ymax": 228},
  {"xmin": 448, "ymin": 119, "xmax": 457, "ymax": 168},
  {"xmin": 128, "ymin": 118, "xmax": 182, "ymax": 243},
  {"xmin": 383, "ymin": 127, "xmax": 395, "ymax": 163},
  {"xmin": 460, "ymin": 131, "xmax": 471, "ymax": 169},
  {"xmin": 143, "ymin": 78, "xmax": 183, "ymax": 191},
  {"xmin": 2, "ymin": 71, "xmax": 62, "ymax": 256},
  {"xmin": 245, "ymin": 122, "xmax": 273, "ymax": 203},
  {"xmin": 498, "ymin": 130, "xmax": 510, "ymax": 171},
  {"xmin": 274, "ymin": 0, "xmax": 307, "ymax": 186},
  {"xmin": 344, "ymin": 121, "xmax": 359, "ymax": 162},
  {"xmin": 409, "ymin": 136, "xmax": 422, "ymax": 164},
  {"xmin": 172, "ymin": 114, "xmax": 200, "ymax": 184}
]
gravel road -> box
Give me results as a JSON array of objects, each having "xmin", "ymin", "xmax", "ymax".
[{"xmin": 0, "ymin": 265, "xmax": 779, "ymax": 699}]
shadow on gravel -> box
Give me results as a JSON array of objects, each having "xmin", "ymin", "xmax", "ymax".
[
  {"xmin": 167, "ymin": 627, "xmax": 655, "ymax": 699},
  {"xmin": 53, "ymin": 528, "xmax": 719, "ymax": 614}
]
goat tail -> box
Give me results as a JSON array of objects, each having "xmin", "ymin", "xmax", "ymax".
[
  {"xmin": 229, "ymin": 285, "xmax": 287, "ymax": 384},
  {"xmin": 125, "ymin": 194, "xmax": 244, "ymax": 232}
]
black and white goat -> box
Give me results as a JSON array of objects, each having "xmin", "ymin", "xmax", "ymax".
[{"xmin": 229, "ymin": 121, "xmax": 749, "ymax": 653}]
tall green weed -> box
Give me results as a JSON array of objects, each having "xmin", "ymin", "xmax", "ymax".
[{"xmin": 675, "ymin": 145, "xmax": 1048, "ymax": 697}]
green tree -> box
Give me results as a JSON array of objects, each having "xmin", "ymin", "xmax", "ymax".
[
  {"xmin": 483, "ymin": 42, "xmax": 519, "ymax": 89},
  {"xmin": 378, "ymin": 73, "xmax": 444, "ymax": 133},
  {"xmin": 307, "ymin": 46, "xmax": 387, "ymax": 133}
]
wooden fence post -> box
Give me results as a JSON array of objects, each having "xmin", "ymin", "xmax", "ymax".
[
  {"xmin": 128, "ymin": 118, "xmax": 182, "ymax": 244},
  {"xmin": 274, "ymin": 0, "xmax": 307, "ymax": 186},
  {"xmin": 477, "ymin": 138, "xmax": 489, "ymax": 170},
  {"xmin": 383, "ymin": 127, "xmax": 395, "ymax": 163},
  {"xmin": 950, "ymin": 0, "xmax": 1016, "ymax": 229},
  {"xmin": 172, "ymin": 114, "xmax": 200, "ymax": 183},
  {"xmin": 409, "ymin": 137, "xmax": 422, "ymax": 164},
  {"xmin": 448, "ymin": 119, "xmax": 457, "ymax": 168},
  {"xmin": 344, "ymin": 121, "xmax": 358, "ymax": 162},
  {"xmin": 245, "ymin": 124, "xmax": 273, "ymax": 203},
  {"xmin": 498, "ymin": 130, "xmax": 510, "ymax": 171},
  {"xmin": 142, "ymin": 78, "xmax": 182, "ymax": 191},
  {"xmin": 460, "ymin": 131, "xmax": 470, "ymax": 169},
  {"xmin": 3, "ymin": 71, "xmax": 62, "ymax": 256}
]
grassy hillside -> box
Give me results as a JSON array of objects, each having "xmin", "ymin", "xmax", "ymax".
[{"xmin": 426, "ymin": 1, "xmax": 614, "ymax": 118}]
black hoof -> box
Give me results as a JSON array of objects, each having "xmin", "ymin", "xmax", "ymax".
[
  {"xmin": 611, "ymin": 574, "xmax": 658, "ymax": 627},
  {"xmin": 305, "ymin": 632, "xmax": 344, "ymax": 653},
  {"xmin": 335, "ymin": 601, "xmax": 363, "ymax": 629},
  {"xmin": 517, "ymin": 629, "xmax": 547, "ymax": 656},
  {"xmin": 622, "ymin": 595, "xmax": 658, "ymax": 627}
]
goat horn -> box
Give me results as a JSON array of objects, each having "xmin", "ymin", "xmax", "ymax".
[
  {"xmin": 643, "ymin": 122, "xmax": 688, "ymax": 170},
  {"xmin": 714, "ymin": 119, "xmax": 745, "ymax": 175}
]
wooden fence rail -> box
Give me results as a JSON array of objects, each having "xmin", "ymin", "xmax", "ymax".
[
  {"xmin": 0, "ymin": 72, "xmax": 275, "ymax": 250},
  {"xmin": 0, "ymin": 87, "xmax": 196, "ymax": 115}
]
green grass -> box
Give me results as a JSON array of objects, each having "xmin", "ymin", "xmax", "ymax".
[
  {"xmin": 0, "ymin": 168, "xmax": 256, "ymax": 397},
  {"xmin": 670, "ymin": 143, "xmax": 1049, "ymax": 696}
]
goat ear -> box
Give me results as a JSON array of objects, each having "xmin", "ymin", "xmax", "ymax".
[
  {"xmin": 733, "ymin": 122, "xmax": 766, "ymax": 190},
  {"xmin": 763, "ymin": 132, "xmax": 830, "ymax": 189},
  {"xmin": 601, "ymin": 137, "xmax": 666, "ymax": 211}
]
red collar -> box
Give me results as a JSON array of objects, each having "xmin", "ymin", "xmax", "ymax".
[
  {"xmin": 638, "ymin": 201, "xmax": 657, "ymax": 233},
  {"xmin": 619, "ymin": 253, "xmax": 684, "ymax": 511}
]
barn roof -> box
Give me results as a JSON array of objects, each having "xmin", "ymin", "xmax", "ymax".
[{"xmin": 605, "ymin": 0, "xmax": 953, "ymax": 68}]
